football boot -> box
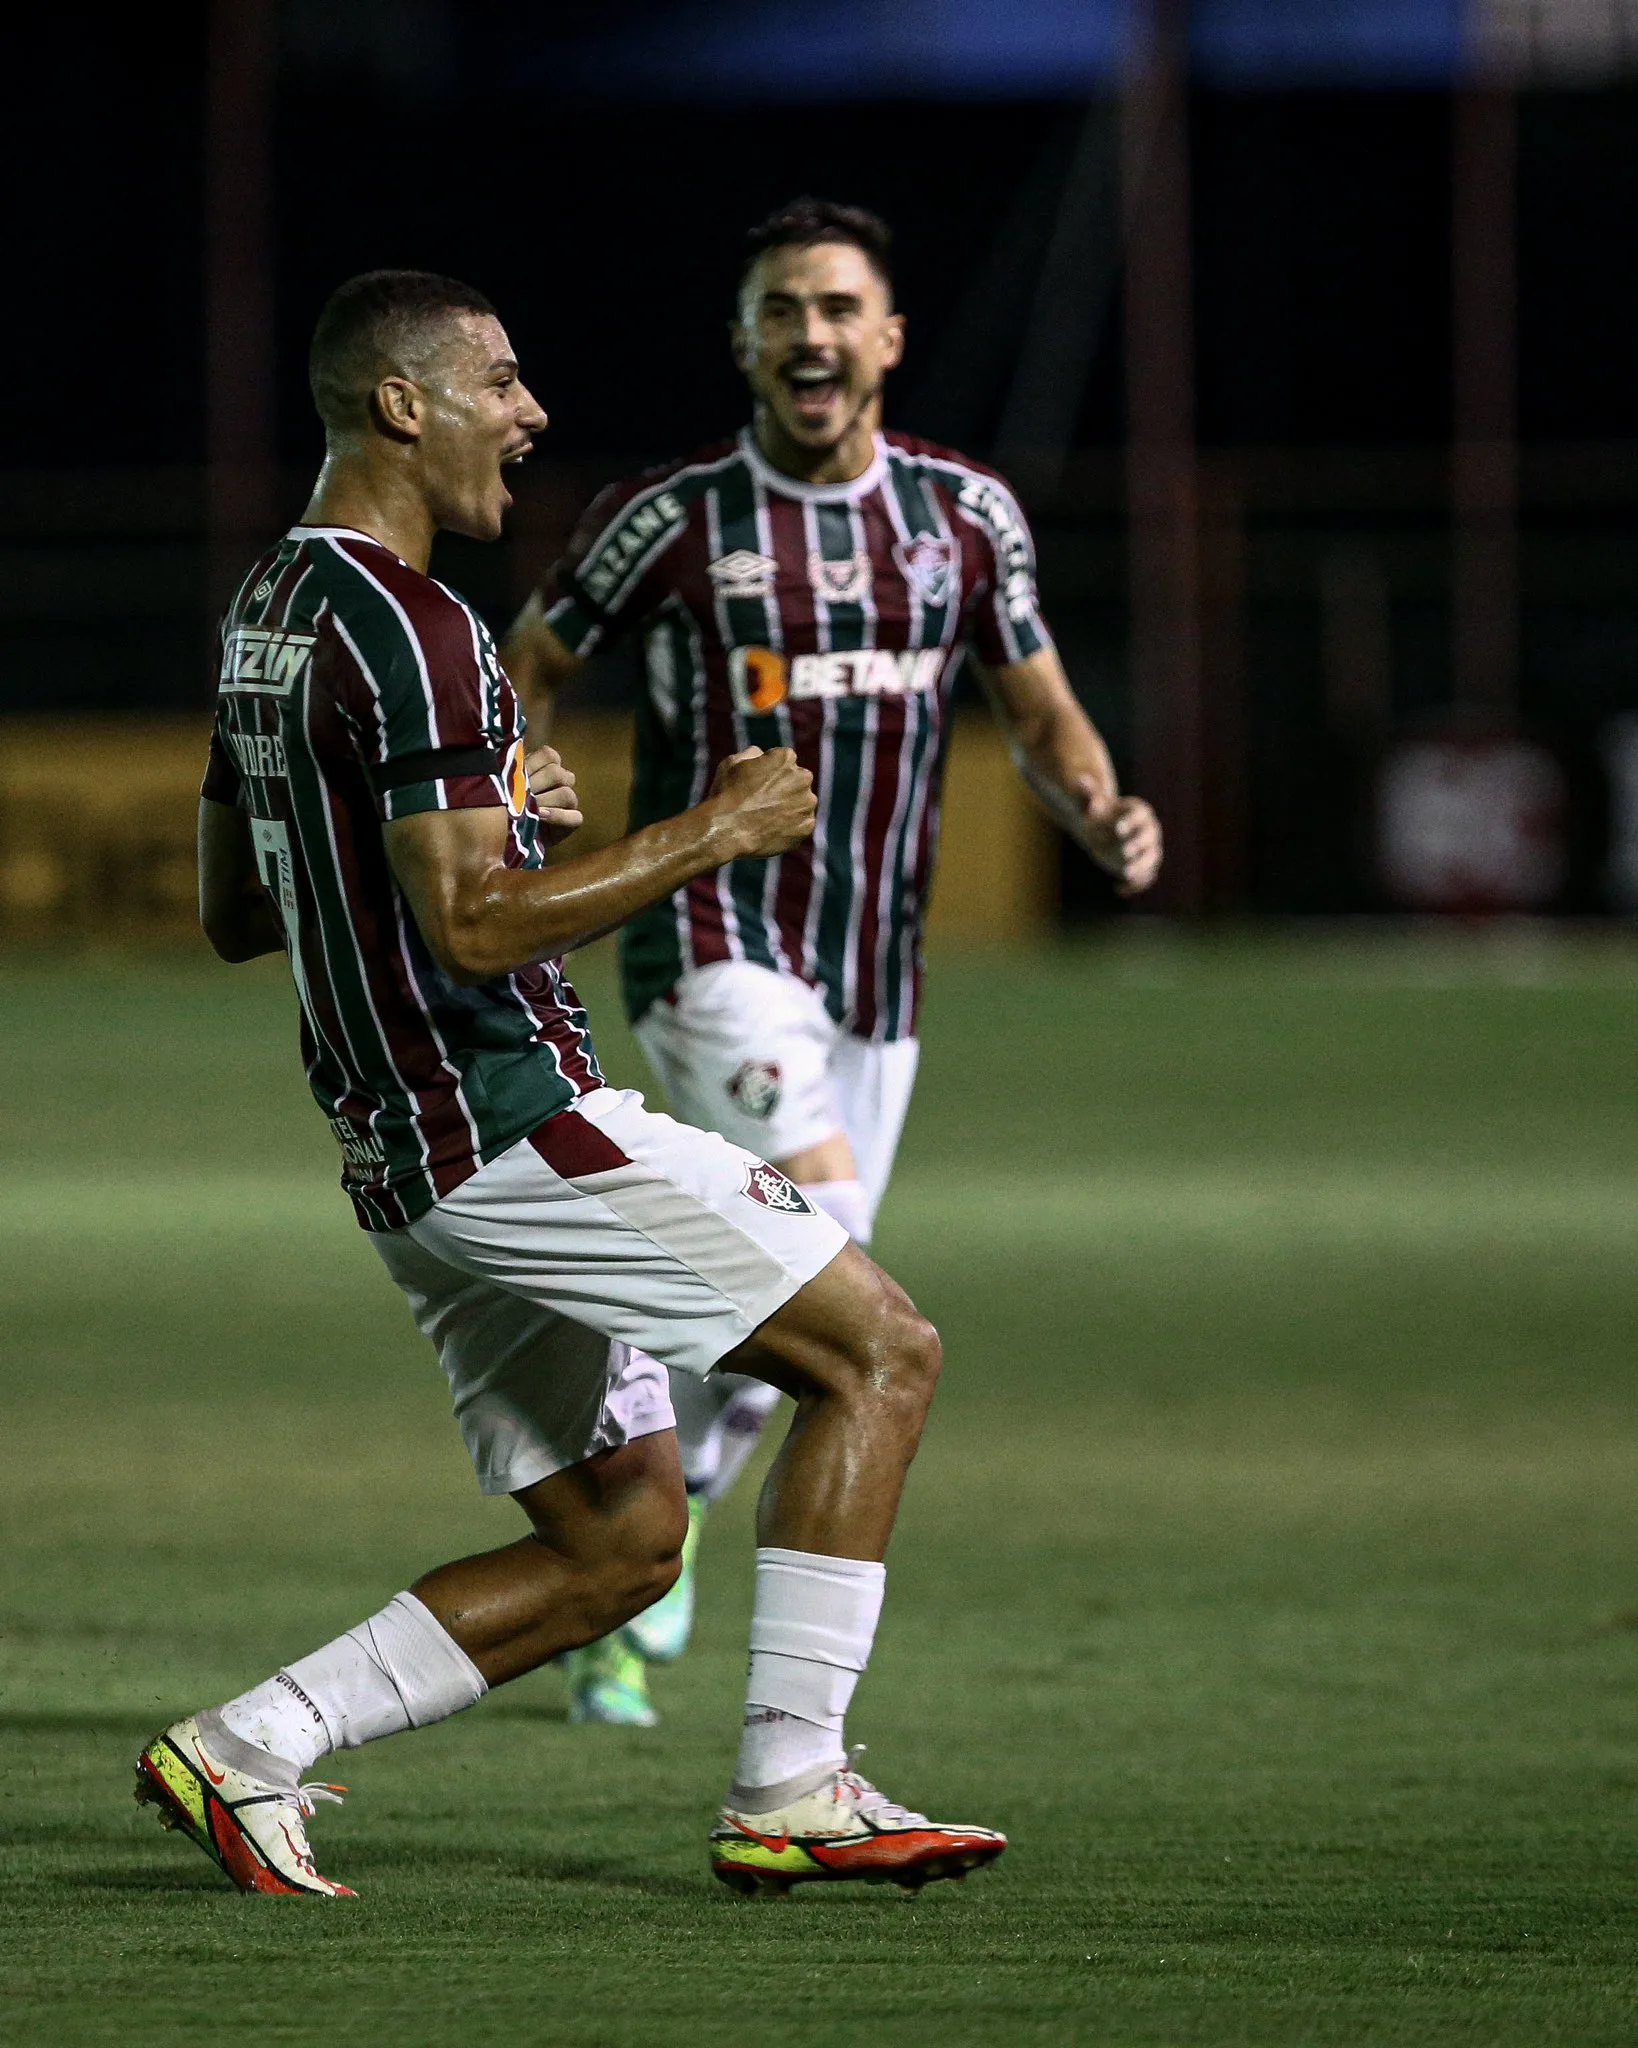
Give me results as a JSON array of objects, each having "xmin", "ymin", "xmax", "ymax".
[
  {"xmin": 710, "ymin": 1748, "xmax": 1006, "ymax": 1897},
  {"xmin": 135, "ymin": 1710, "xmax": 353, "ymax": 1897},
  {"xmin": 562, "ymin": 1635, "xmax": 658, "ymax": 1727}
]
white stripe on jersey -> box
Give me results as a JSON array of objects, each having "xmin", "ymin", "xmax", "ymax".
[{"xmin": 837, "ymin": 496, "xmax": 882, "ymax": 1026}]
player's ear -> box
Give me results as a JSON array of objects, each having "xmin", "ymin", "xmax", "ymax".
[
  {"xmin": 882, "ymin": 312, "xmax": 906, "ymax": 371},
  {"xmin": 728, "ymin": 317, "xmax": 752, "ymax": 375},
  {"xmin": 372, "ymin": 375, "xmax": 424, "ymax": 441}
]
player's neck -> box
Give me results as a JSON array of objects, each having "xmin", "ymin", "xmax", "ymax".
[
  {"xmin": 300, "ymin": 454, "xmax": 437, "ymax": 573},
  {"xmin": 751, "ymin": 408, "xmax": 880, "ymax": 488}
]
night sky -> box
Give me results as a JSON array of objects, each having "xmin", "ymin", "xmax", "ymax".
[{"xmin": 9, "ymin": 8, "xmax": 1638, "ymax": 475}]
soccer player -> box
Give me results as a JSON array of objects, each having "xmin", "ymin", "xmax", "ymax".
[
  {"xmin": 134, "ymin": 269, "xmax": 1005, "ymax": 1899},
  {"xmin": 502, "ymin": 199, "xmax": 1163, "ymax": 1723}
]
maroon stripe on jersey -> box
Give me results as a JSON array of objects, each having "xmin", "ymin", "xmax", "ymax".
[
  {"xmin": 762, "ymin": 493, "xmax": 818, "ymax": 653},
  {"xmin": 510, "ymin": 960, "xmax": 602, "ymax": 1093},
  {"xmin": 848, "ymin": 696, "xmax": 910, "ymax": 1038},
  {"xmin": 335, "ymin": 538, "xmax": 488, "ymax": 748},
  {"xmin": 904, "ymin": 693, "xmax": 949, "ymax": 1031},
  {"xmin": 760, "ymin": 493, "xmax": 823, "ymax": 970},
  {"xmin": 529, "ymin": 1108, "xmax": 632, "ymax": 1178}
]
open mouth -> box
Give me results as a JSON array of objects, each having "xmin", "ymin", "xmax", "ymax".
[
  {"xmin": 498, "ymin": 443, "xmax": 532, "ymax": 503},
  {"xmin": 781, "ymin": 362, "xmax": 844, "ymax": 427}
]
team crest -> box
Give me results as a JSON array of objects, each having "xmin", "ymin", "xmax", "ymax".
[
  {"xmin": 808, "ymin": 550, "xmax": 872, "ymax": 606},
  {"xmin": 708, "ymin": 549, "xmax": 779, "ymax": 599},
  {"xmin": 894, "ymin": 533, "xmax": 958, "ymax": 606},
  {"xmin": 728, "ymin": 1058, "xmax": 783, "ymax": 1120},
  {"xmin": 741, "ymin": 1161, "xmax": 814, "ymax": 1214}
]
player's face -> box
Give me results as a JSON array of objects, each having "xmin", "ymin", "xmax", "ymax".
[
  {"xmin": 413, "ymin": 315, "xmax": 548, "ymax": 542},
  {"xmin": 734, "ymin": 242, "xmax": 904, "ymax": 459}
]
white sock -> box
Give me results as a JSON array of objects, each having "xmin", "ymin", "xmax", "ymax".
[
  {"xmin": 216, "ymin": 1591, "xmax": 488, "ymax": 1773},
  {"xmin": 730, "ymin": 1547, "xmax": 885, "ymax": 1808},
  {"xmin": 802, "ymin": 1177, "xmax": 872, "ymax": 1248}
]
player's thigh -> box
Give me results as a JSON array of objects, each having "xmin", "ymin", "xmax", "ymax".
[
  {"xmin": 372, "ymin": 1226, "xmax": 676, "ymax": 1498},
  {"xmin": 634, "ymin": 960, "xmax": 844, "ymax": 1163},
  {"xmin": 830, "ymin": 1033, "xmax": 921, "ymax": 1218},
  {"xmin": 395, "ymin": 1087, "xmax": 851, "ymax": 1385},
  {"xmin": 718, "ymin": 1238, "xmax": 939, "ymax": 1407}
]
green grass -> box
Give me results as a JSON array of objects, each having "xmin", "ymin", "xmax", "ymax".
[{"xmin": 4, "ymin": 930, "xmax": 1638, "ymax": 2045}]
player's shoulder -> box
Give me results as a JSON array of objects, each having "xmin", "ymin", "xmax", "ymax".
[
  {"xmin": 582, "ymin": 437, "xmax": 743, "ymax": 525},
  {"xmin": 882, "ymin": 432, "xmax": 1025, "ymax": 505},
  {"xmin": 304, "ymin": 528, "xmax": 481, "ymax": 669}
]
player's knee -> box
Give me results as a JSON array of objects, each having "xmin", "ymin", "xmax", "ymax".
[
  {"xmin": 838, "ymin": 1291, "xmax": 941, "ymax": 1423},
  {"xmin": 882, "ymin": 1303, "xmax": 941, "ymax": 1418},
  {"xmin": 605, "ymin": 1495, "xmax": 688, "ymax": 1617}
]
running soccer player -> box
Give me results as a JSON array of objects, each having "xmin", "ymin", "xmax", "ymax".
[
  {"xmin": 503, "ymin": 199, "xmax": 1163, "ymax": 1724},
  {"xmin": 134, "ymin": 269, "xmax": 1005, "ymax": 1899}
]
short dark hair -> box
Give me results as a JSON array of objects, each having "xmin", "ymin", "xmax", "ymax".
[
  {"xmin": 741, "ymin": 198, "xmax": 893, "ymax": 297},
  {"xmin": 309, "ymin": 269, "xmax": 497, "ymax": 435}
]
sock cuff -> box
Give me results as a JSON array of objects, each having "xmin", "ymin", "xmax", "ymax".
[
  {"xmin": 352, "ymin": 1591, "xmax": 487, "ymax": 1729},
  {"xmin": 796, "ymin": 1178, "xmax": 872, "ymax": 1246},
  {"xmin": 754, "ymin": 1547, "xmax": 885, "ymax": 1584},
  {"xmin": 749, "ymin": 1549, "xmax": 886, "ymax": 1671}
]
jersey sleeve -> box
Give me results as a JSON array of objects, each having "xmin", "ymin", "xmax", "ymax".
[
  {"xmin": 952, "ymin": 471, "xmax": 1053, "ymax": 669},
  {"xmin": 543, "ymin": 474, "xmax": 691, "ymax": 658},
  {"xmin": 201, "ymin": 624, "xmax": 242, "ymax": 803},
  {"xmin": 333, "ymin": 550, "xmax": 523, "ymax": 822},
  {"xmin": 201, "ymin": 711, "xmax": 242, "ymax": 804}
]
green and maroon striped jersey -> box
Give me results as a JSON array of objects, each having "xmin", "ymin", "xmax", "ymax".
[
  {"xmin": 544, "ymin": 430, "xmax": 1051, "ymax": 1041},
  {"xmin": 203, "ymin": 524, "xmax": 604, "ymax": 1230}
]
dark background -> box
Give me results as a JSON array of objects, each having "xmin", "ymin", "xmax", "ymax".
[{"xmin": 5, "ymin": 3, "xmax": 1637, "ymax": 917}]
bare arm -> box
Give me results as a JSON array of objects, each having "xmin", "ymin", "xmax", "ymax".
[
  {"xmin": 385, "ymin": 747, "xmax": 815, "ymax": 984},
  {"xmin": 500, "ymin": 595, "xmax": 585, "ymax": 739},
  {"xmin": 198, "ymin": 797, "xmax": 284, "ymax": 962},
  {"xmin": 974, "ymin": 645, "xmax": 1163, "ymax": 897}
]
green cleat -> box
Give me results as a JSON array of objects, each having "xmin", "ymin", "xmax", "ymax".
[{"xmin": 563, "ymin": 1634, "xmax": 657, "ymax": 1727}]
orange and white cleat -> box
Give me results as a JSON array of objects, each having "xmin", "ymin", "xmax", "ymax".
[
  {"xmin": 710, "ymin": 1749, "xmax": 1006, "ymax": 1898},
  {"xmin": 134, "ymin": 1711, "xmax": 354, "ymax": 1897}
]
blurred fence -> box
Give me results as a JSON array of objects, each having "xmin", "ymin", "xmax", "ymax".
[
  {"xmin": 0, "ymin": 713, "xmax": 1053, "ymax": 952},
  {"xmin": 6, "ymin": 448, "xmax": 1638, "ymax": 920}
]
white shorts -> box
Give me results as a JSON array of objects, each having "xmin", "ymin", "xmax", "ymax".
[
  {"xmin": 633, "ymin": 962, "xmax": 920, "ymax": 1226},
  {"xmin": 371, "ymin": 1086, "xmax": 848, "ymax": 1495}
]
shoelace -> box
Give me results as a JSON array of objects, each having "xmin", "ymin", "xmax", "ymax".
[
  {"xmin": 836, "ymin": 1747, "xmax": 928, "ymax": 1828},
  {"xmin": 288, "ymin": 1781, "xmax": 347, "ymax": 1820}
]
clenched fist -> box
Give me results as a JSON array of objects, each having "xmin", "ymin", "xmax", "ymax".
[
  {"xmin": 707, "ymin": 746, "xmax": 817, "ymax": 859},
  {"xmin": 524, "ymin": 745, "xmax": 583, "ymax": 847}
]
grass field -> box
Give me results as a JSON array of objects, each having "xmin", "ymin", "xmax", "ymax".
[{"xmin": 4, "ymin": 930, "xmax": 1638, "ymax": 2045}]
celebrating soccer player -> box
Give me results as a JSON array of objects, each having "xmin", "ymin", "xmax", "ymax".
[
  {"xmin": 135, "ymin": 269, "xmax": 1005, "ymax": 1898},
  {"xmin": 503, "ymin": 198, "xmax": 1163, "ymax": 1725}
]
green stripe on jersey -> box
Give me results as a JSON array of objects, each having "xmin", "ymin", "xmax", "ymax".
[
  {"xmin": 708, "ymin": 466, "xmax": 781, "ymax": 976},
  {"xmin": 620, "ymin": 611, "xmax": 705, "ymax": 1022}
]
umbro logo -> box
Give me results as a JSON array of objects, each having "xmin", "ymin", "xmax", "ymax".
[{"xmin": 708, "ymin": 549, "xmax": 779, "ymax": 599}]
